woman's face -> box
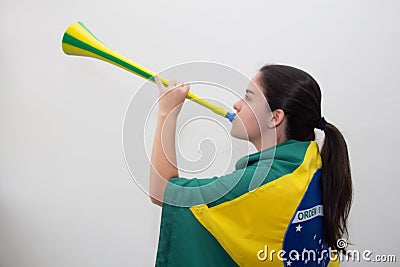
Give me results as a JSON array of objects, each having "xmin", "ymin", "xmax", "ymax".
[{"xmin": 230, "ymin": 72, "xmax": 271, "ymax": 142}]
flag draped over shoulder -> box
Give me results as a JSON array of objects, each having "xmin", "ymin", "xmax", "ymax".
[{"xmin": 155, "ymin": 139, "xmax": 340, "ymax": 267}]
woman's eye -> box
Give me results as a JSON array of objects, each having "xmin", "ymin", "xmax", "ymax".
[{"xmin": 244, "ymin": 95, "xmax": 249, "ymax": 100}]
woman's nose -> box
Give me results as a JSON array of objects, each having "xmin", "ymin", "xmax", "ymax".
[{"xmin": 233, "ymin": 100, "xmax": 242, "ymax": 112}]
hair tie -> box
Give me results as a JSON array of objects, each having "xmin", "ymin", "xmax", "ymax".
[{"xmin": 316, "ymin": 117, "xmax": 328, "ymax": 130}]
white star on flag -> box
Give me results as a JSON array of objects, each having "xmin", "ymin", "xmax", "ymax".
[{"xmin": 295, "ymin": 224, "xmax": 302, "ymax": 232}]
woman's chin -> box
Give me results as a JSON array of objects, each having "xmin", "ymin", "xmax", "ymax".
[
  {"xmin": 230, "ymin": 128, "xmax": 239, "ymax": 139},
  {"xmin": 230, "ymin": 128, "xmax": 248, "ymax": 140}
]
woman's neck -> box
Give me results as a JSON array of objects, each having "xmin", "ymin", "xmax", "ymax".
[{"xmin": 252, "ymin": 135, "xmax": 288, "ymax": 152}]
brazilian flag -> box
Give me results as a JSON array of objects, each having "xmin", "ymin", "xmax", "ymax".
[{"xmin": 156, "ymin": 139, "xmax": 340, "ymax": 267}]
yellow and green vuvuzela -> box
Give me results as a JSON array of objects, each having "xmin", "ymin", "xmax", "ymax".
[{"xmin": 61, "ymin": 22, "xmax": 236, "ymax": 122}]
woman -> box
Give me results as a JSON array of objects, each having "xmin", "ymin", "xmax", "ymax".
[{"xmin": 149, "ymin": 64, "xmax": 352, "ymax": 267}]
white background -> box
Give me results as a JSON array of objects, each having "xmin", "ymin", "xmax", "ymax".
[{"xmin": 1, "ymin": 0, "xmax": 399, "ymax": 266}]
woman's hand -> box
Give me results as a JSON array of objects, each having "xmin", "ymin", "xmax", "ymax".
[{"xmin": 154, "ymin": 75, "xmax": 190, "ymax": 118}]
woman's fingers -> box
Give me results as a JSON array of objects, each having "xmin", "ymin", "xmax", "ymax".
[
  {"xmin": 179, "ymin": 82, "xmax": 190, "ymax": 95},
  {"xmin": 154, "ymin": 75, "xmax": 169, "ymax": 94},
  {"xmin": 167, "ymin": 79, "xmax": 178, "ymax": 90},
  {"xmin": 155, "ymin": 75, "xmax": 190, "ymax": 100}
]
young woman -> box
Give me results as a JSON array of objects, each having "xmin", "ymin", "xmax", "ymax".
[{"xmin": 149, "ymin": 64, "xmax": 352, "ymax": 267}]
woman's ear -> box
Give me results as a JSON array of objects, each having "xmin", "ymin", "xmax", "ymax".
[{"xmin": 268, "ymin": 109, "xmax": 285, "ymax": 129}]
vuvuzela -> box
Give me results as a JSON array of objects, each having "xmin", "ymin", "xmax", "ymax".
[{"xmin": 61, "ymin": 22, "xmax": 236, "ymax": 122}]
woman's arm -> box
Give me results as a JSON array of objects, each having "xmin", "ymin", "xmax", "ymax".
[
  {"xmin": 149, "ymin": 112, "xmax": 178, "ymax": 206},
  {"xmin": 149, "ymin": 76, "xmax": 190, "ymax": 206}
]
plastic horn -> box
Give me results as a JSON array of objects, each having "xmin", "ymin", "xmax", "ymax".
[{"xmin": 61, "ymin": 22, "xmax": 236, "ymax": 122}]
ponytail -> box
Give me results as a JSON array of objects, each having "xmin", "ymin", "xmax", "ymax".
[{"xmin": 320, "ymin": 123, "xmax": 353, "ymax": 252}]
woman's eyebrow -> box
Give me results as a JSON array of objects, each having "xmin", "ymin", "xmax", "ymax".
[{"xmin": 246, "ymin": 89, "xmax": 255, "ymax": 95}]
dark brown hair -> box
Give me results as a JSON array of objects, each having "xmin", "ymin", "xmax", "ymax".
[{"xmin": 258, "ymin": 64, "xmax": 352, "ymax": 252}]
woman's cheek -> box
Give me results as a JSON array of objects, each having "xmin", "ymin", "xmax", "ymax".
[{"xmin": 245, "ymin": 117, "xmax": 262, "ymax": 139}]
